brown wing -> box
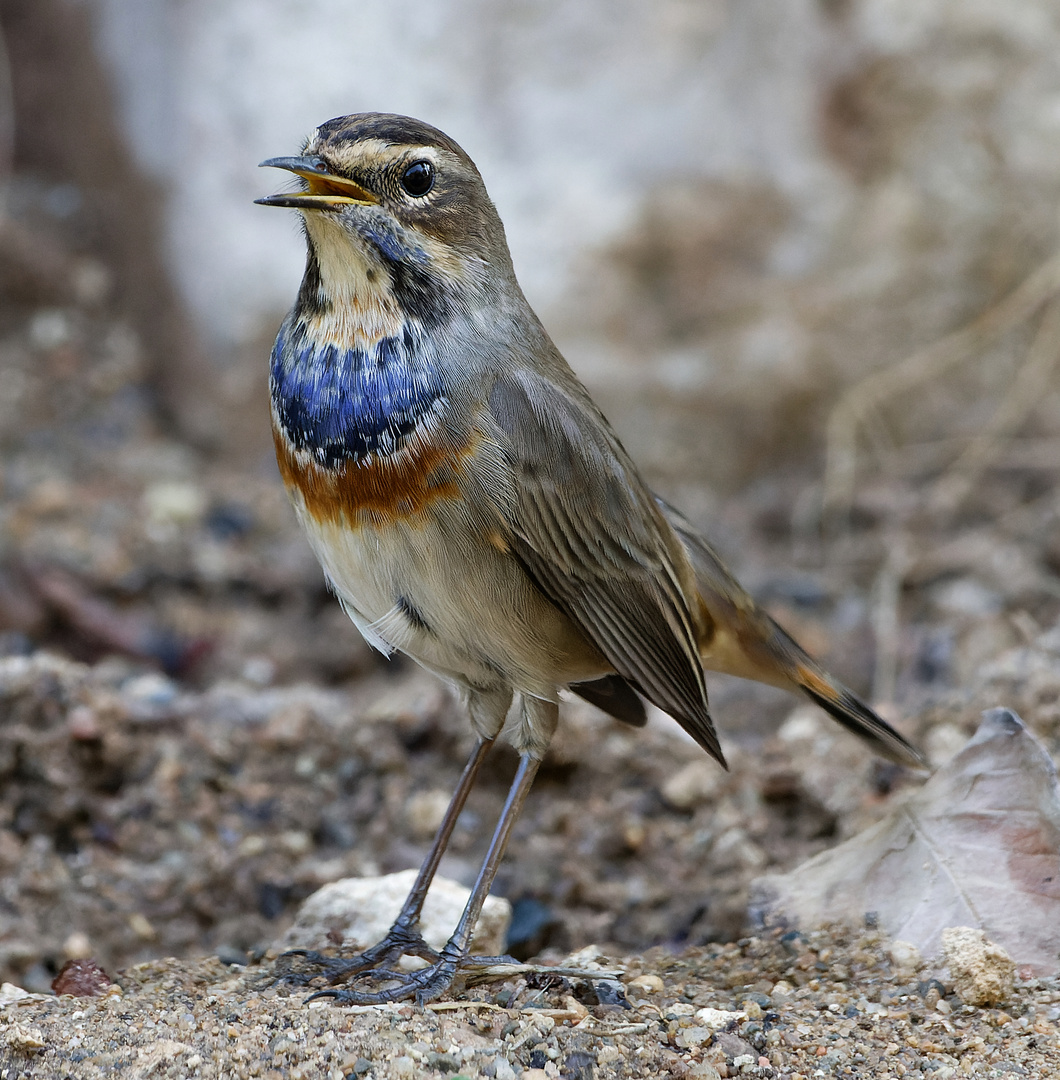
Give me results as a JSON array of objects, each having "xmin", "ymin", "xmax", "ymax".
[{"xmin": 486, "ymin": 370, "xmax": 725, "ymax": 765}]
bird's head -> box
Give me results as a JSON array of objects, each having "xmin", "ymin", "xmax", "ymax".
[{"xmin": 257, "ymin": 113, "xmax": 515, "ymax": 328}]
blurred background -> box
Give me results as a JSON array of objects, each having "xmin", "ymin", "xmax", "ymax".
[{"xmin": 0, "ymin": 0, "xmax": 1059, "ymax": 989}]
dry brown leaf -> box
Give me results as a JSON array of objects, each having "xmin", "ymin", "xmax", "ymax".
[{"xmin": 751, "ymin": 708, "xmax": 1060, "ymax": 975}]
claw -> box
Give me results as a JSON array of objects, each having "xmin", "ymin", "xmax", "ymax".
[
  {"xmin": 297, "ymin": 955, "xmax": 460, "ymax": 1006},
  {"xmin": 272, "ymin": 938, "xmax": 507, "ymax": 1006},
  {"xmin": 271, "ymin": 949, "xmax": 375, "ymax": 988},
  {"xmin": 270, "ymin": 923, "xmax": 445, "ymax": 990}
]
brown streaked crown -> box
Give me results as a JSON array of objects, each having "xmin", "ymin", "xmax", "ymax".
[
  {"xmin": 304, "ymin": 113, "xmax": 512, "ymax": 270},
  {"xmin": 309, "ymin": 114, "xmax": 476, "ymax": 168}
]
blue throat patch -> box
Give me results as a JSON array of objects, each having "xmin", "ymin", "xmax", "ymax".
[{"xmin": 271, "ymin": 320, "xmax": 445, "ymax": 467}]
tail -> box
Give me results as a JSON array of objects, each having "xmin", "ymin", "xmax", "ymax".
[
  {"xmin": 760, "ymin": 621, "xmax": 926, "ymax": 769},
  {"xmin": 659, "ymin": 498, "xmax": 926, "ymax": 770}
]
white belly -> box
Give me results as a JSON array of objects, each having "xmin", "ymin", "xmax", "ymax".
[{"xmin": 297, "ymin": 508, "xmax": 607, "ymax": 698}]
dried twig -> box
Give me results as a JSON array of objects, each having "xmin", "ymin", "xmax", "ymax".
[
  {"xmin": 822, "ymin": 252, "xmax": 1060, "ymax": 523},
  {"xmin": 870, "ymin": 534, "xmax": 909, "ymax": 706},
  {"xmin": 464, "ymin": 961, "xmax": 624, "ymax": 985},
  {"xmin": 20, "ymin": 562, "xmax": 210, "ymax": 675},
  {"xmin": 929, "ymin": 295, "xmax": 1060, "ymax": 514}
]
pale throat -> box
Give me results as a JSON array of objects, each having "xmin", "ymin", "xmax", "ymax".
[{"xmin": 303, "ymin": 213, "xmax": 404, "ymax": 350}]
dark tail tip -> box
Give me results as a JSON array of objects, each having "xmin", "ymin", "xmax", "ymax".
[{"xmin": 801, "ymin": 681, "xmax": 927, "ymax": 770}]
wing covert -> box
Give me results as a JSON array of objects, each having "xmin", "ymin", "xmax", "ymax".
[{"xmin": 486, "ymin": 370, "xmax": 724, "ymax": 764}]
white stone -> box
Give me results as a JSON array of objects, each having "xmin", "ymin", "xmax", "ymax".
[
  {"xmin": 627, "ymin": 974, "xmax": 665, "ymax": 994},
  {"xmin": 404, "ymin": 789, "xmax": 452, "ymax": 840},
  {"xmin": 695, "ymin": 1007, "xmax": 747, "ymax": 1030},
  {"xmin": 0, "ymin": 983, "xmax": 31, "ymax": 1007},
  {"xmin": 661, "ymin": 760, "xmax": 726, "ymax": 810},
  {"xmin": 492, "ymin": 1057, "xmax": 517, "ymax": 1080},
  {"xmin": 886, "ymin": 939, "xmax": 922, "ymax": 971},
  {"xmin": 62, "ymin": 932, "xmax": 94, "ymax": 960},
  {"xmin": 142, "ymin": 481, "xmax": 207, "ymax": 526},
  {"xmin": 275, "ymin": 869, "xmax": 510, "ymax": 958}
]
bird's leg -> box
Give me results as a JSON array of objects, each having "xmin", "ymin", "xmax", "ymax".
[
  {"xmin": 275, "ymin": 736, "xmax": 495, "ymax": 987},
  {"xmin": 308, "ymin": 747, "xmax": 543, "ymax": 1005}
]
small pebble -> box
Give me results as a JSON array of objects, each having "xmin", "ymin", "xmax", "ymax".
[
  {"xmin": 3, "ymin": 1023, "xmax": 45, "ymax": 1053},
  {"xmin": 886, "ymin": 939, "xmax": 922, "ymax": 971},
  {"xmin": 696, "ymin": 1007, "xmax": 746, "ymax": 1029},
  {"xmin": 666, "ymin": 1002, "xmax": 696, "ymax": 1018},
  {"xmin": 143, "ymin": 481, "xmax": 207, "ymax": 525},
  {"xmin": 51, "ymin": 958, "xmax": 111, "ymax": 997},
  {"xmin": 63, "ymin": 931, "xmax": 94, "ymax": 960},
  {"xmin": 128, "ymin": 913, "xmax": 157, "ymax": 940},
  {"xmin": 216, "ymin": 946, "xmax": 248, "ymax": 966},
  {"xmin": 66, "ymin": 706, "xmax": 101, "ymax": 740},
  {"xmin": 661, "ymin": 760, "xmax": 725, "ymax": 809},
  {"xmin": 405, "ymin": 789, "xmax": 452, "ymax": 839},
  {"xmin": 942, "ymin": 927, "xmax": 1015, "ymax": 1006},
  {"xmin": 0, "ymin": 983, "xmax": 32, "ymax": 1006}
]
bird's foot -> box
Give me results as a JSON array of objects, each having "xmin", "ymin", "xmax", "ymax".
[
  {"xmin": 271, "ymin": 923, "xmax": 441, "ymax": 989},
  {"xmin": 304, "ymin": 950, "xmax": 520, "ymax": 1006}
]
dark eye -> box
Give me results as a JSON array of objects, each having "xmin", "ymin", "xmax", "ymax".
[{"xmin": 400, "ymin": 160, "xmax": 435, "ymax": 197}]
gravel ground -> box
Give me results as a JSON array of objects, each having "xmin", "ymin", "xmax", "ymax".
[
  {"xmin": 3, "ymin": 926, "xmax": 1059, "ymax": 1079},
  {"xmin": 0, "ymin": 647, "xmax": 932, "ymax": 989}
]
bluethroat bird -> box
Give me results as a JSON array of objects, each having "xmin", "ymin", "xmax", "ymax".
[{"xmin": 257, "ymin": 113, "xmax": 924, "ymax": 1005}]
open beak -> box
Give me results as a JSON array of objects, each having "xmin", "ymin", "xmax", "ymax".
[{"xmin": 255, "ymin": 155, "xmax": 379, "ymax": 210}]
